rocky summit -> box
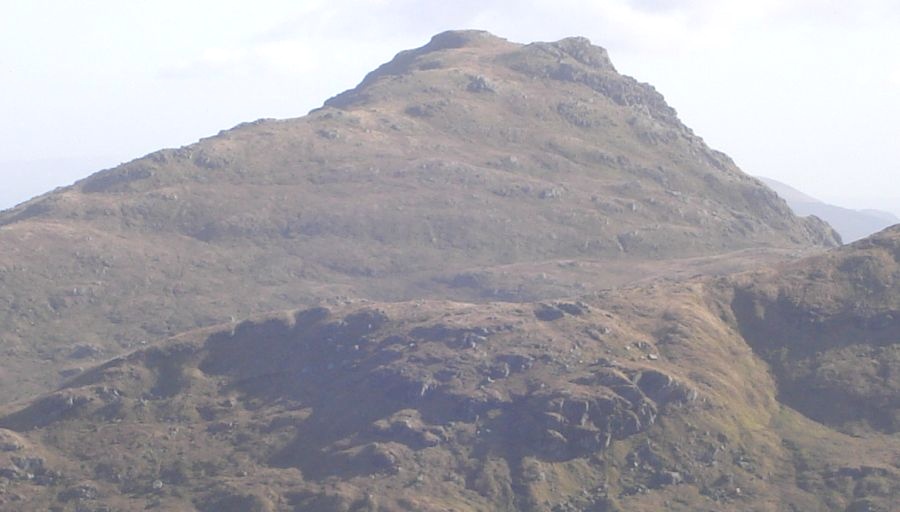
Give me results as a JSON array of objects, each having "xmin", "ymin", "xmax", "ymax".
[{"xmin": 0, "ymin": 31, "xmax": 894, "ymax": 511}]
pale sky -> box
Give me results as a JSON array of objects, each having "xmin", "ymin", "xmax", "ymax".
[{"xmin": 2, "ymin": 0, "xmax": 898, "ymax": 215}]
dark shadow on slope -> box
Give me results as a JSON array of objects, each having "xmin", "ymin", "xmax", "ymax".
[{"xmin": 730, "ymin": 287, "xmax": 900, "ymax": 434}]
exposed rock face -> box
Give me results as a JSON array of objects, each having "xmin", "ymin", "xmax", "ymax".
[
  {"xmin": 0, "ymin": 31, "xmax": 837, "ymax": 403},
  {"xmin": 0, "ymin": 302, "xmax": 705, "ymax": 510}
]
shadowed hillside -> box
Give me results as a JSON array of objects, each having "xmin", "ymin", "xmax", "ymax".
[{"xmin": 731, "ymin": 225, "xmax": 900, "ymax": 435}]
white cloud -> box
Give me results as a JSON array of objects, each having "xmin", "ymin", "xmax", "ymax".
[{"xmin": 160, "ymin": 40, "xmax": 323, "ymax": 79}]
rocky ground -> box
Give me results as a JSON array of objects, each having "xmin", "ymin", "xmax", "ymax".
[{"xmin": 0, "ymin": 228, "xmax": 896, "ymax": 511}]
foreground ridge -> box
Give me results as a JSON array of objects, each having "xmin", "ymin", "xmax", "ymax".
[{"xmin": 0, "ymin": 227, "xmax": 897, "ymax": 510}]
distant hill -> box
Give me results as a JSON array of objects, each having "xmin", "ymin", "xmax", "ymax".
[{"xmin": 759, "ymin": 176, "xmax": 898, "ymax": 242}]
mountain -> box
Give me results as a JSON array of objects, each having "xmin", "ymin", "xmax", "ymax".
[
  {"xmin": 0, "ymin": 31, "xmax": 838, "ymax": 403},
  {"xmin": 0, "ymin": 29, "xmax": 896, "ymax": 512},
  {"xmin": 862, "ymin": 209, "xmax": 900, "ymax": 223},
  {"xmin": 759, "ymin": 177, "xmax": 898, "ymax": 242},
  {"xmin": 0, "ymin": 228, "xmax": 896, "ymax": 511}
]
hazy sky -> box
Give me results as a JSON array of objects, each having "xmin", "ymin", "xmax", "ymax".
[{"xmin": 2, "ymin": 0, "xmax": 898, "ymax": 215}]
